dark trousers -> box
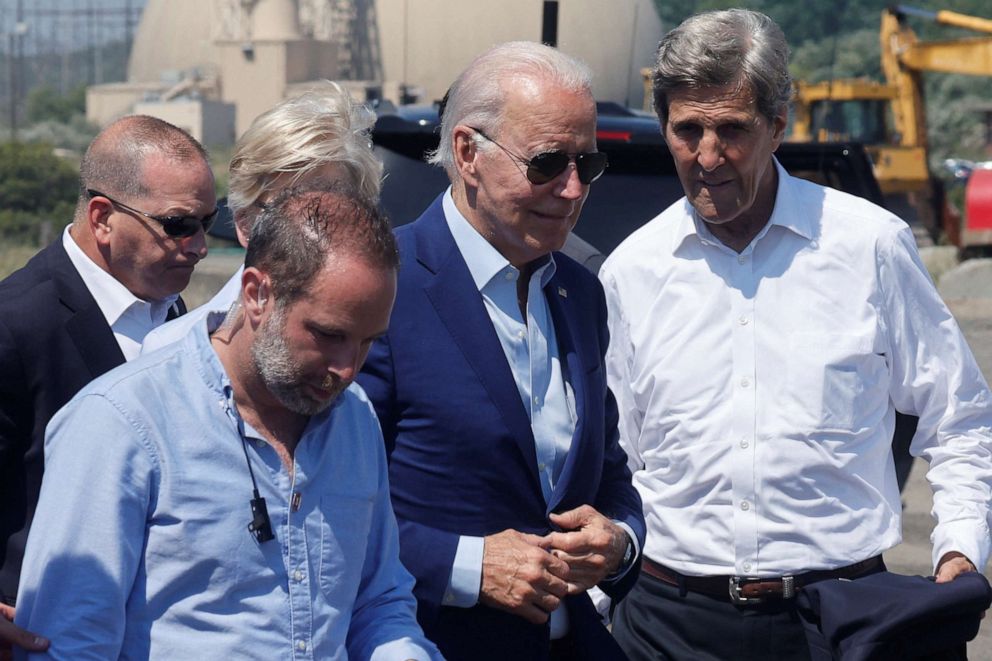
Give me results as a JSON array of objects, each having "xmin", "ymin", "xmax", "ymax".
[{"xmin": 613, "ymin": 571, "xmax": 812, "ymax": 661}]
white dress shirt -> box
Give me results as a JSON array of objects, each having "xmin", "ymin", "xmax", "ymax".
[
  {"xmin": 600, "ymin": 159, "xmax": 992, "ymax": 577},
  {"xmin": 62, "ymin": 226, "xmax": 178, "ymax": 361}
]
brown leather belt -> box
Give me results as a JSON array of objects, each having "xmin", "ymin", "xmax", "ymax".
[{"xmin": 641, "ymin": 556, "xmax": 883, "ymax": 605}]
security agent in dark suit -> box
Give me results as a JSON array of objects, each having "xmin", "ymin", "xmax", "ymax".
[
  {"xmin": 0, "ymin": 115, "xmax": 215, "ymax": 607},
  {"xmin": 357, "ymin": 42, "xmax": 646, "ymax": 660}
]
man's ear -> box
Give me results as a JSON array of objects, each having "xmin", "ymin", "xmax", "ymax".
[
  {"xmin": 242, "ymin": 267, "xmax": 269, "ymax": 323},
  {"xmin": 453, "ymin": 126, "xmax": 481, "ymax": 187},
  {"xmin": 770, "ymin": 109, "xmax": 788, "ymax": 149},
  {"xmin": 87, "ymin": 196, "xmax": 115, "ymax": 247}
]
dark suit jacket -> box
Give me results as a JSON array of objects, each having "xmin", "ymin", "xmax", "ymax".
[
  {"xmin": 358, "ymin": 196, "xmax": 646, "ymax": 660},
  {"xmin": 0, "ymin": 239, "xmax": 183, "ymax": 600}
]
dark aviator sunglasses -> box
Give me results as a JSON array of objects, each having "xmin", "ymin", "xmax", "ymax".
[
  {"xmin": 469, "ymin": 127, "xmax": 608, "ymax": 185},
  {"xmin": 87, "ymin": 189, "xmax": 218, "ymax": 238}
]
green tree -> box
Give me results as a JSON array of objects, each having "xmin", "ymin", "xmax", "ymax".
[
  {"xmin": 26, "ymin": 85, "xmax": 87, "ymax": 125},
  {"xmin": 791, "ymin": 29, "xmax": 881, "ymax": 82},
  {"xmin": 0, "ymin": 142, "xmax": 78, "ymax": 244}
]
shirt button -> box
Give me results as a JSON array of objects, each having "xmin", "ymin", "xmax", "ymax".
[
  {"xmin": 517, "ymin": 330, "xmax": 526, "ymax": 339},
  {"xmin": 738, "ymin": 315, "xmax": 749, "ymax": 326},
  {"xmin": 743, "ymin": 562, "xmax": 752, "ymax": 572},
  {"xmin": 533, "ymin": 395, "xmax": 541, "ymax": 406},
  {"xmin": 741, "ymin": 501, "xmax": 750, "ymax": 511},
  {"xmin": 538, "ymin": 463, "xmax": 547, "ymax": 471},
  {"xmin": 738, "ymin": 255, "xmax": 747, "ymax": 264},
  {"xmin": 297, "ymin": 640, "xmax": 307, "ymax": 651},
  {"xmin": 294, "ymin": 569, "xmax": 304, "ymax": 582},
  {"xmin": 810, "ymin": 240, "xmax": 819, "ymax": 249},
  {"xmin": 740, "ymin": 377, "xmax": 750, "ymax": 388},
  {"xmin": 739, "ymin": 438, "xmax": 749, "ymax": 449},
  {"xmin": 505, "ymin": 271, "xmax": 515, "ymax": 281}
]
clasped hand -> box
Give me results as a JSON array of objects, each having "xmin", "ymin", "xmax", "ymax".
[{"xmin": 479, "ymin": 505, "xmax": 628, "ymax": 624}]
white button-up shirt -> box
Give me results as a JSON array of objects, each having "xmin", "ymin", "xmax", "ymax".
[
  {"xmin": 63, "ymin": 226, "xmax": 178, "ymax": 360},
  {"xmin": 600, "ymin": 159, "xmax": 992, "ymax": 577}
]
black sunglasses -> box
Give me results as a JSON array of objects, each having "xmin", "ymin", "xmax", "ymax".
[
  {"xmin": 87, "ymin": 189, "xmax": 218, "ymax": 238},
  {"xmin": 469, "ymin": 127, "xmax": 608, "ymax": 185}
]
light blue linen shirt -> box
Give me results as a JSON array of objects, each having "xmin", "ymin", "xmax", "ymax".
[{"xmin": 15, "ymin": 320, "xmax": 440, "ymax": 661}]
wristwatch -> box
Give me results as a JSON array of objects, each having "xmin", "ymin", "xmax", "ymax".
[{"xmin": 621, "ymin": 533, "xmax": 634, "ymax": 570}]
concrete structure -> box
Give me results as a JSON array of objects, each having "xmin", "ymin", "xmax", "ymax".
[
  {"xmin": 132, "ymin": 98, "xmax": 237, "ymax": 147},
  {"xmin": 89, "ymin": 0, "xmax": 664, "ymax": 142},
  {"xmin": 375, "ymin": 0, "xmax": 662, "ymax": 107}
]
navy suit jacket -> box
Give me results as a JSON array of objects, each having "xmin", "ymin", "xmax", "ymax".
[
  {"xmin": 0, "ymin": 239, "xmax": 183, "ymax": 600},
  {"xmin": 358, "ymin": 196, "xmax": 645, "ymax": 660}
]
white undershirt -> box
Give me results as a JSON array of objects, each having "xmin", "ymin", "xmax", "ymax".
[{"xmin": 62, "ymin": 225, "xmax": 177, "ymax": 361}]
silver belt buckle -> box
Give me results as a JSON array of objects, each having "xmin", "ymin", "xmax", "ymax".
[
  {"xmin": 728, "ymin": 576, "xmax": 763, "ymax": 605},
  {"xmin": 728, "ymin": 575, "xmax": 796, "ymax": 604}
]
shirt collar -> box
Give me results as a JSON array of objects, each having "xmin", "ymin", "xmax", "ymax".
[
  {"xmin": 442, "ymin": 187, "xmax": 557, "ymax": 292},
  {"xmin": 62, "ymin": 225, "xmax": 178, "ymax": 325},
  {"xmin": 674, "ymin": 156, "xmax": 813, "ymax": 253},
  {"xmin": 189, "ymin": 314, "xmax": 231, "ymax": 398},
  {"xmin": 765, "ymin": 157, "xmax": 814, "ymax": 240}
]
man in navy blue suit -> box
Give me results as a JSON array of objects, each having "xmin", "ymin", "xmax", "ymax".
[
  {"xmin": 357, "ymin": 42, "xmax": 645, "ymax": 660},
  {"xmin": 0, "ymin": 115, "xmax": 214, "ymax": 609}
]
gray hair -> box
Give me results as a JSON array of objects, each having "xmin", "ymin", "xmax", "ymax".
[
  {"xmin": 244, "ymin": 183, "xmax": 397, "ymax": 307},
  {"xmin": 652, "ymin": 9, "xmax": 791, "ymax": 125},
  {"xmin": 428, "ymin": 41, "xmax": 593, "ymax": 178},
  {"xmin": 227, "ymin": 83, "xmax": 382, "ymax": 232},
  {"xmin": 75, "ymin": 114, "xmax": 209, "ymax": 223}
]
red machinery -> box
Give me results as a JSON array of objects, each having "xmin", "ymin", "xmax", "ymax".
[{"xmin": 963, "ymin": 168, "xmax": 992, "ymax": 252}]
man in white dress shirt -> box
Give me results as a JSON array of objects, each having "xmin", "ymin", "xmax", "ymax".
[
  {"xmin": 141, "ymin": 83, "xmax": 382, "ymax": 353},
  {"xmin": 600, "ymin": 9, "xmax": 992, "ymax": 659},
  {"xmin": 0, "ymin": 115, "xmax": 215, "ymax": 608}
]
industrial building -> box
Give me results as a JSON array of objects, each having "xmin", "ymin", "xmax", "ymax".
[{"xmin": 87, "ymin": 0, "xmax": 663, "ymax": 144}]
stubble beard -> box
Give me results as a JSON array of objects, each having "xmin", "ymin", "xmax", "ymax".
[{"xmin": 250, "ymin": 305, "xmax": 342, "ymax": 417}]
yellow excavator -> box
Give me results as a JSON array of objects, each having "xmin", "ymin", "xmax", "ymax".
[{"xmin": 790, "ymin": 5, "xmax": 992, "ymax": 248}]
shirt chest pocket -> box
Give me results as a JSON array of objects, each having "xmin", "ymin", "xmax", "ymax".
[
  {"xmin": 784, "ymin": 333, "xmax": 885, "ymax": 432},
  {"xmin": 318, "ymin": 494, "xmax": 374, "ymax": 600}
]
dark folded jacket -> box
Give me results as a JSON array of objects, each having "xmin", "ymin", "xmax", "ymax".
[{"xmin": 797, "ymin": 570, "xmax": 992, "ymax": 660}]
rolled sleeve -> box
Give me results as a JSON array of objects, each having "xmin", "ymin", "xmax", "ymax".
[
  {"xmin": 347, "ymin": 418, "xmax": 441, "ymax": 660},
  {"xmin": 878, "ymin": 226, "xmax": 992, "ymax": 572}
]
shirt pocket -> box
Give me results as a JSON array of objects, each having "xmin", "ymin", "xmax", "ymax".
[
  {"xmin": 318, "ymin": 494, "xmax": 374, "ymax": 600},
  {"xmin": 784, "ymin": 333, "xmax": 880, "ymax": 432}
]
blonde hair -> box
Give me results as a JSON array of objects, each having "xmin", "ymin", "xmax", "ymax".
[{"xmin": 227, "ymin": 82, "xmax": 382, "ymax": 232}]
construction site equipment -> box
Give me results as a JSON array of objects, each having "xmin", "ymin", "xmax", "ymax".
[{"xmin": 790, "ymin": 5, "xmax": 992, "ymax": 249}]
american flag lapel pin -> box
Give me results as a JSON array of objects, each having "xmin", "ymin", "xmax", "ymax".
[{"xmin": 557, "ymin": 286, "xmax": 568, "ymax": 298}]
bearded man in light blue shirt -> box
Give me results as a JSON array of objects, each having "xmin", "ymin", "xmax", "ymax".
[{"xmin": 14, "ymin": 185, "xmax": 440, "ymax": 661}]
